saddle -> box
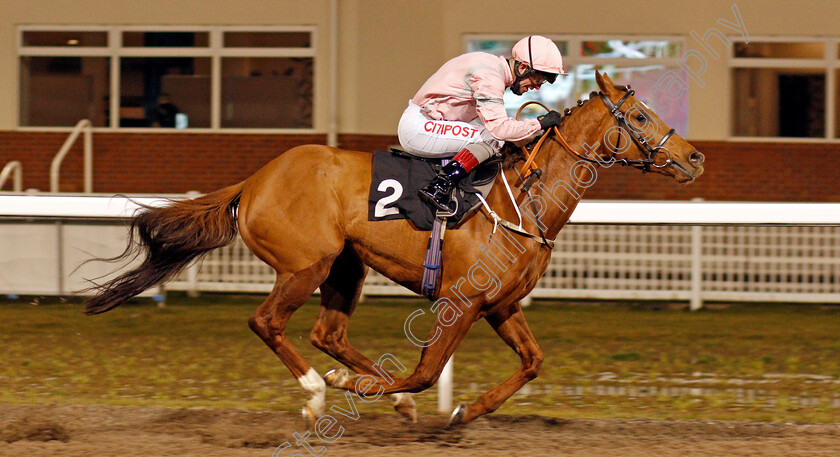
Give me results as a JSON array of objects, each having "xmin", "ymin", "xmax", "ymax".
[{"xmin": 368, "ymin": 148, "xmax": 500, "ymax": 230}]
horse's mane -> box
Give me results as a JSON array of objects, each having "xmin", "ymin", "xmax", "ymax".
[{"xmin": 501, "ymin": 91, "xmax": 601, "ymax": 170}]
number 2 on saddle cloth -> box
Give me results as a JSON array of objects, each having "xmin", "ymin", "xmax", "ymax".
[{"xmin": 368, "ymin": 148, "xmax": 501, "ymax": 299}]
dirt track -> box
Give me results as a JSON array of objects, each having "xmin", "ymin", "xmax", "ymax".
[{"xmin": 2, "ymin": 404, "xmax": 840, "ymax": 457}]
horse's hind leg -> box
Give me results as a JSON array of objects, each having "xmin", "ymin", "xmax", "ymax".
[
  {"xmin": 309, "ymin": 246, "xmax": 417, "ymax": 421},
  {"xmin": 449, "ymin": 301, "xmax": 543, "ymax": 426},
  {"xmin": 248, "ymin": 256, "xmax": 336, "ymax": 425}
]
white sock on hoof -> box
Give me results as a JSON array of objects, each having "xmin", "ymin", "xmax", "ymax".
[
  {"xmin": 389, "ymin": 392, "xmax": 413, "ymax": 406},
  {"xmin": 298, "ymin": 367, "xmax": 326, "ymax": 417},
  {"xmin": 389, "ymin": 393, "xmax": 417, "ymax": 422}
]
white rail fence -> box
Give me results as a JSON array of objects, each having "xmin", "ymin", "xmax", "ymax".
[
  {"xmin": 170, "ymin": 224, "xmax": 840, "ymax": 309},
  {"xmin": 2, "ymin": 195, "xmax": 839, "ymax": 310}
]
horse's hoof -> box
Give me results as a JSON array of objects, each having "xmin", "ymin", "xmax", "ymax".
[
  {"xmin": 301, "ymin": 404, "xmax": 318, "ymax": 427},
  {"xmin": 390, "ymin": 393, "xmax": 417, "ymax": 423},
  {"xmin": 448, "ymin": 403, "xmax": 468, "ymax": 427},
  {"xmin": 323, "ymin": 368, "xmax": 351, "ymax": 389}
]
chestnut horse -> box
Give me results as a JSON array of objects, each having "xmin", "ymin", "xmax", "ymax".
[{"xmin": 85, "ymin": 72, "xmax": 704, "ymax": 426}]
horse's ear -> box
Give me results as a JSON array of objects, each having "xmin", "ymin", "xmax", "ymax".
[{"xmin": 595, "ymin": 70, "xmax": 609, "ymax": 93}]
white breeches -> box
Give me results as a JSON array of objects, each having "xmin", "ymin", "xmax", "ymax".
[{"xmin": 397, "ymin": 101, "xmax": 501, "ymax": 161}]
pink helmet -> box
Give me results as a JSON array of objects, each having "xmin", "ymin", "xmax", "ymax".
[{"xmin": 511, "ymin": 35, "xmax": 567, "ymax": 76}]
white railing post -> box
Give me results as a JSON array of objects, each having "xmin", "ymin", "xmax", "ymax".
[
  {"xmin": 690, "ymin": 224, "xmax": 704, "ymax": 311},
  {"xmin": 437, "ymin": 355, "xmax": 454, "ymax": 413},
  {"xmin": 50, "ymin": 119, "xmax": 93, "ymax": 193},
  {"xmin": 186, "ymin": 262, "xmax": 200, "ymax": 298},
  {"xmin": 0, "ymin": 161, "xmax": 23, "ymax": 192},
  {"xmin": 184, "ymin": 191, "xmax": 202, "ymax": 297},
  {"xmin": 155, "ymin": 286, "xmax": 166, "ymax": 309},
  {"xmin": 689, "ymin": 198, "xmax": 705, "ymax": 311}
]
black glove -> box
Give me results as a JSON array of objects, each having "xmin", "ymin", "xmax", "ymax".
[{"xmin": 538, "ymin": 110, "xmax": 562, "ymax": 131}]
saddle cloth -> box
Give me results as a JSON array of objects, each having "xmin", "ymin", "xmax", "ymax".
[{"xmin": 368, "ymin": 149, "xmax": 500, "ymax": 230}]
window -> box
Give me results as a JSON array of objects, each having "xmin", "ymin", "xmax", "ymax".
[
  {"xmin": 20, "ymin": 56, "xmax": 111, "ymax": 127},
  {"xmin": 18, "ymin": 26, "xmax": 315, "ymax": 130},
  {"xmin": 122, "ymin": 31, "xmax": 209, "ymax": 48},
  {"xmin": 730, "ymin": 39, "xmax": 839, "ymax": 139},
  {"xmin": 119, "ymin": 56, "xmax": 211, "ymax": 128},
  {"xmin": 23, "ymin": 31, "xmax": 107, "ymax": 47},
  {"xmin": 223, "ymin": 31, "xmax": 311, "ymax": 48},
  {"xmin": 19, "ymin": 30, "xmax": 111, "ymax": 127},
  {"xmin": 221, "ymin": 57, "xmax": 313, "ymax": 128},
  {"xmin": 465, "ymin": 36, "xmax": 688, "ymax": 135}
]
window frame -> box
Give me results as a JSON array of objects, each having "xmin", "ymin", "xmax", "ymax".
[
  {"xmin": 17, "ymin": 24, "xmax": 318, "ymax": 133},
  {"xmin": 728, "ymin": 36, "xmax": 840, "ymax": 142}
]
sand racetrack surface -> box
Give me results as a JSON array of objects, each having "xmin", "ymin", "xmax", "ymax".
[{"xmin": 2, "ymin": 404, "xmax": 840, "ymax": 457}]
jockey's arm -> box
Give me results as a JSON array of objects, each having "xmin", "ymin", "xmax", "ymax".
[{"xmin": 469, "ymin": 70, "xmax": 541, "ymax": 142}]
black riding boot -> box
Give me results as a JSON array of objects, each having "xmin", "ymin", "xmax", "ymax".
[{"xmin": 419, "ymin": 160, "xmax": 468, "ymax": 212}]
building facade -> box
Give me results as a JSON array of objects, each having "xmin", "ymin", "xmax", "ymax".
[{"xmin": 1, "ymin": 0, "xmax": 838, "ymax": 200}]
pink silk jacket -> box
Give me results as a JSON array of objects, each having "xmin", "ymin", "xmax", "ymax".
[{"xmin": 411, "ymin": 53, "xmax": 541, "ymax": 142}]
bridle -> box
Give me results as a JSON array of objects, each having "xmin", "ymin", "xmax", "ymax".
[
  {"xmin": 506, "ymin": 88, "xmax": 677, "ymax": 248},
  {"xmin": 595, "ymin": 88, "xmax": 675, "ymax": 173},
  {"xmin": 517, "ymin": 87, "xmax": 676, "ymax": 179}
]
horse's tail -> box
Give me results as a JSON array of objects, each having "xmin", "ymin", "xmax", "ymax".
[{"xmin": 84, "ymin": 182, "xmax": 245, "ymax": 315}]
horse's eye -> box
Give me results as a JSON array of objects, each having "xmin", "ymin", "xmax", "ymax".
[{"xmin": 635, "ymin": 114, "xmax": 646, "ymax": 123}]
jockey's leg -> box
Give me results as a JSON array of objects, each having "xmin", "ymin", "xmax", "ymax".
[
  {"xmin": 310, "ymin": 246, "xmax": 417, "ymax": 422},
  {"xmin": 397, "ymin": 102, "xmax": 501, "ymax": 212},
  {"xmin": 418, "ymin": 142, "xmax": 495, "ymax": 212}
]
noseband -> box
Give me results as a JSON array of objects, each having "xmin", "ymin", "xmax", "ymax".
[{"xmin": 595, "ymin": 89, "xmax": 675, "ymax": 173}]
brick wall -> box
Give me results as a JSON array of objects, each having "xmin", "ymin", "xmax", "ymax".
[
  {"xmin": 0, "ymin": 132, "xmax": 325, "ymax": 193},
  {"xmin": 584, "ymin": 141, "xmax": 840, "ymax": 202},
  {"xmin": 1, "ymin": 131, "xmax": 838, "ymax": 202}
]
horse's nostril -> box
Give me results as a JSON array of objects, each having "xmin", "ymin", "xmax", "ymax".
[{"xmin": 689, "ymin": 151, "xmax": 705, "ymax": 166}]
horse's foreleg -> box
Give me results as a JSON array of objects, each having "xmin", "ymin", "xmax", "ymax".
[
  {"xmin": 449, "ymin": 301, "xmax": 543, "ymax": 426},
  {"xmin": 310, "ymin": 247, "xmax": 417, "ymax": 421},
  {"xmin": 248, "ymin": 259, "xmax": 335, "ymax": 426},
  {"xmin": 324, "ymin": 308, "xmax": 474, "ymax": 397}
]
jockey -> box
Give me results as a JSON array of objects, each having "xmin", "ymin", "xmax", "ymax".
[{"xmin": 398, "ymin": 35, "xmax": 567, "ymax": 212}]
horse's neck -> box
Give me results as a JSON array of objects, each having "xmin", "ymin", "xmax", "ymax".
[{"xmin": 497, "ymin": 103, "xmax": 606, "ymax": 241}]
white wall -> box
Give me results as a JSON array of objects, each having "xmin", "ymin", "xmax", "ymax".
[{"xmin": 0, "ymin": 221, "xmax": 151, "ymax": 296}]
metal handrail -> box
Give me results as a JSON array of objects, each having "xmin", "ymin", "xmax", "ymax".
[
  {"xmin": 0, "ymin": 161, "xmax": 23, "ymax": 192},
  {"xmin": 50, "ymin": 119, "xmax": 93, "ymax": 193}
]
